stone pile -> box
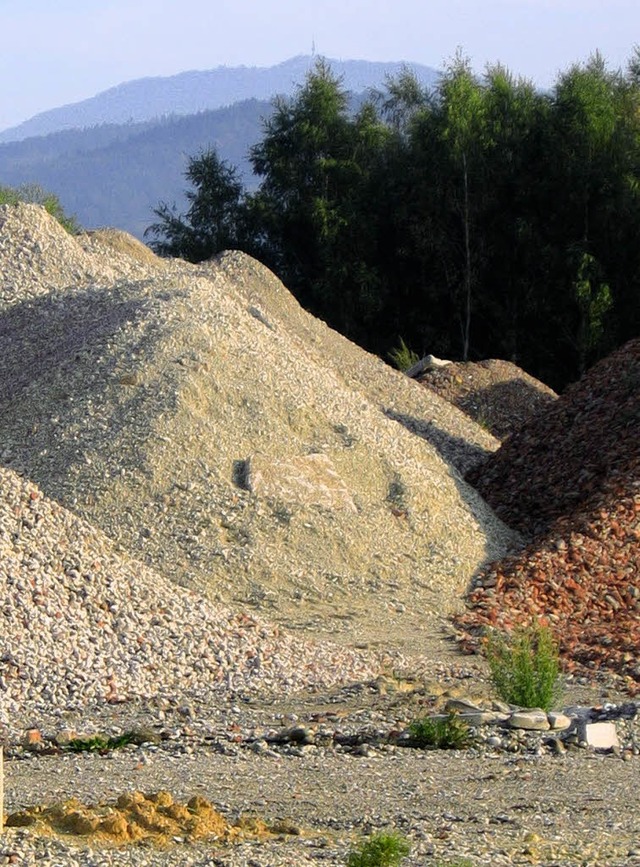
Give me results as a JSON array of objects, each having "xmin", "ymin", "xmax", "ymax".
[
  {"xmin": 0, "ymin": 466, "xmax": 383, "ymax": 739},
  {"xmin": 0, "ymin": 204, "xmax": 515, "ymax": 654},
  {"xmin": 417, "ymin": 358, "xmax": 558, "ymax": 440},
  {"xmin": 460, "ymin": 339, "xmax": 640, "ymax": 688}
]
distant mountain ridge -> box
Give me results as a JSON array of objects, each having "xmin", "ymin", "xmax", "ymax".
[
  {"xmin": 0, "ymin": 55, "xmax": 439, "ymax": 143},
  {"xmin": 0, "ymin": 100, "xmax": 270, "ymax": 237},
  {"xmin": 0, "ymin": 56, "xmax": 439, "ymax": 238}
]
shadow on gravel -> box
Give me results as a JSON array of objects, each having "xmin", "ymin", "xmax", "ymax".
[
  {"xmin": 453, "ymin": 379, "xmax": 558, "ymax": 441},
  {"xmin": 0, "ymin": 280, "xmax": 180, "ymax": 502},
  {"xmin": 382, "ymin": 406, "xmax": 519, "ymax": 574},
  {"xmin": 382, "ymin": 406, "xmax": 491, "ymax": 477}
]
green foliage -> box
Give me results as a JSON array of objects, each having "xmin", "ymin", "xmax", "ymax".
[
  {"xmin": 66, "ymin": 733, "xmax": 137, "ymax": 753},
  {"xmin": 408, "ymin": 711, "xmax": 473, "ymax": 750},
  {"xmin": 484, "ymin": 623, "xmax": 562, "ymax": 711},
  {"xmin": 388, "ymin": 338, "xmax": 419, "ymax": 371},
  {"xmin": 0, "ymin": 183, "xmax": 80, "ymax": 233},
  {"xmin": 347, "ymin": 832, "xmax": 410, "ymax": 867},
  {"xmin": 147, "ymin": 51, "xmax": 640, "ymax": 390},
  {"xmin": 145, "ymin": 148, "xmax": 248, "ymax": 261}
]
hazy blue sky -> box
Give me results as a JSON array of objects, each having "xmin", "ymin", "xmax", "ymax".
[{"xmin": 1, "ymin": 0, "xmax": 638, "ymax": 131}]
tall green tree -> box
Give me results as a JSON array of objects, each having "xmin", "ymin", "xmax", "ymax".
[
  {"xmin": 145, "ymin": 148, "xmax": 248, "ymax": 261},
  {"xmin": 249, "ymin": 58, "xmax": 390, "ymax": 339},
  {"xmin": 436, "ymin": 53, "xmax": 487, "ymax": 360}
]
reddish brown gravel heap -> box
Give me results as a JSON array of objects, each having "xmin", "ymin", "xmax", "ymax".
[
  {"xmin": 458, "ymin": 339, "xmax": 640, "ymax": 689},
  {"xmin": 418, "ymin": 358, "xmax": 557, "ymax": 440}
]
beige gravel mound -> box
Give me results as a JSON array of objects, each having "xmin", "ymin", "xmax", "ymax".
[
  {"xmin": 0, "ymin": 464, "xmax": 382, "ymax": 733},
  {"xmin": 0, "ymin": 204, "xmax": 517, "ymax": 651},
  {"xmin": 417, "ymin": 358, "xmax": 558, "ymax": 441}
]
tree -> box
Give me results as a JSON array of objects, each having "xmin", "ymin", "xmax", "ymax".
[
  {"xmin": 145, "ymin": 148, "xmax": 248, "ymax": 261},
  {"xmin": 437, "ymin": 54, "xmax": 487, "ymax": 360}
]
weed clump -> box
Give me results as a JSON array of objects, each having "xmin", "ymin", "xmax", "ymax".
[
  {"xmin": 407, "ymin": 711, "xmax": 473, "ymax": 750},
  {"xmin": 484, "ymin": 622, "xmax": 562, "ymax": 711},
  {"xmin": 347, "ymin": 831, "xmax": 410, "ymax": 867}
]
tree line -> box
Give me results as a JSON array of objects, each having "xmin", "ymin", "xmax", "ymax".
[{"xmin": 145, "ymin": 53, "xmax": 640, "ymax": 390}]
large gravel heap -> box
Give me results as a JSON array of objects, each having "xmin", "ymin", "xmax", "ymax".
[
  {"xmin": 459, "ymin": 339, "xmax": 640, "ymax": 688},
  {"xmin": 0, "ymin": 203, "xmax": 516, "ymax": 660}
]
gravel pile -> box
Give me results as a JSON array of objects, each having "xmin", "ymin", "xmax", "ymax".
[
  {"xmin": 0, "ymin": 465, "xmax": 386, "ymax": 740},
  {"xmin": 417, "ymin": 358, "xmax": 558, "ymax": 441},
  {"xmin": 459, "ymin": 339, "xmax": 640, "ymax": 688},
  {"xmin": 0, "ymin": 204, "xmax": 516, "ymax": 652}
]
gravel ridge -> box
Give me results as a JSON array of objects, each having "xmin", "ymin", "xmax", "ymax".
[
  {"xmin": 417, "ymin": 358, "xmax": 558, "ymax": 441},
  {"xmin": 459, "ymin": 339, "xmax": 640, "ymax": 687}
]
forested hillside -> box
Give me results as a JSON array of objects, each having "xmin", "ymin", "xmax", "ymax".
[
  {"xmin": 0, "ymin": 55, "xmax": 439, "ymax": 143},
  {"xmin": 0, "ymin": 100, "xmax": 270, "ymax": 238},
  {"xmin": 148, "ymin": 55, "xmax": 640, "ymax": 390}
]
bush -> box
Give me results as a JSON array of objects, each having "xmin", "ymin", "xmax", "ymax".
[
  {"xmin": 0, "ymin": 183, "xmax": 80, "ymax": 234},
  {"xmin": 388, "ymin": 337, "xmax": 419, "ymax": 372},
  {"xmin": 484, "ymin": 622, "xmax": 562, "ymax": 710},
  {"xmin": 408, "ymin": 711, "xmax": 473, "ymax": 749},
  {"xmin": 347, "ymin": 832, "xmax": 410, "ymax": 867}
]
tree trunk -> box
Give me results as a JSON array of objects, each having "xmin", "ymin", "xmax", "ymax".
[{"xmin": 462, "ymin": 152, "xmax": 472, "ymax": 361}]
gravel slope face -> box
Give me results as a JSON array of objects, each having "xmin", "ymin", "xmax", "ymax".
[
  {"xmin": 0, "ymin": 204, "xmax": 516, "ymax": 652},
  {"xmin": 459, "ymin": 340, "xmax": 640, "ymax": 688},
  {"xmin": 466, "ymin": 339, "xmax": 640, "ymax": 537}
]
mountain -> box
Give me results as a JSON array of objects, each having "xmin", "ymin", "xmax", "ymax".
[
  {"xmin": 0, "ymin": 56, "xmax": 439, "ymax": 238},
  {"xmin": 0, "ymin": 55, "xmax": 439, "ymax": 143},
  {"xmin": 0, "ymin": 99, "xmax": 270, "ymax": 238}
]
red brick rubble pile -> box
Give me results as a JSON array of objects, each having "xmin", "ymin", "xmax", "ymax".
[{"xmin": 458, "ymin": 339, "xmax": 640, "ymax": 691}]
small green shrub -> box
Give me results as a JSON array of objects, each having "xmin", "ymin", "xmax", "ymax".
[
  {"xmin": 347, "ymin": 832, "xmax": 410, "ymax": 867},
  {"xmin": 388, "ymin": 338, "xmax": 419, "ymax": 372},
  {"xmin": 408, "ymin": 711, "xmax": 473, "ymax": 750},
  {"xmin": 0, "ymin": 183, "xmax": 80, "ymax": 234},
  {"xmin": 484, "ymin": 622, "xmax": 562, "ymax": 711},
  {"xmin": 66, "ymin": 732, "xmax": 136, "ymax": 753}
]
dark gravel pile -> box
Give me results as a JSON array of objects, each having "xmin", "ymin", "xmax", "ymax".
[
  {"xmin": 459, "ymin": 339, "xmax": 640, "ymax": 689},
  {"xmin": 465, "ymin": 339, "xmax": 640, "ymax": 537},
  {"xmin": 418, "ymin": 358, "xmax": 557, "ymax": 441}
]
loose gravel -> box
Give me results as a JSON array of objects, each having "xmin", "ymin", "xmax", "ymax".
[
  {"xmin": 459, "ymin": 339, "xmax": 640, "ymax": 688},
  {"xmin": 2, "ymin": 204, "xmax": 640, "ymax": 866},
  {"xmin": 417, "ymin": 358, "xmax": 558, "ymax": 441}
]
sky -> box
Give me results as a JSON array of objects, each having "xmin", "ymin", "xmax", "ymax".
[{"xmin": 1, "ymin": 0, "xmax": 639, "ymax": 132}]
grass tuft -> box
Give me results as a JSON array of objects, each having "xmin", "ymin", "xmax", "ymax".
[
  {"xmin": 407, "ymin": 711, "xmax": 473, "ymax": 750},
  {"xmin": 66, "ymin": 732, "xmax": 137, "ymax": 753},
  {"xmin": 347, "ymin": 832, "xmax": 410, "ymax": 867}
]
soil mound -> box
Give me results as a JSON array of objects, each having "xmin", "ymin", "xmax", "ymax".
[
  {"xmin": 458, "ymin": 340, "xmax": 640, "ymax": 688},
  {"xmin": 417, "ymin": 359, "xmax": 557, "ymax": 441},
  {"xmin": 6, "ymin": 790, "xmax": 264, "ymax": 846},
  {"xmin": 0, "ymin": 204, "xmax": 516, "ymax": 652}
]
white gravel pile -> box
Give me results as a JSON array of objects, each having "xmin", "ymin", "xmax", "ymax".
[{"xmin": 0, "ymin": 466, "xmax": 380, "ymax": 738}]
